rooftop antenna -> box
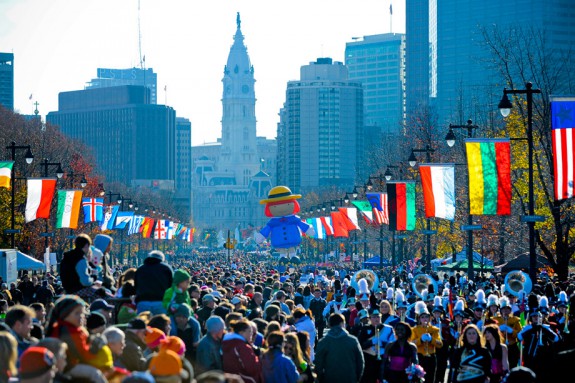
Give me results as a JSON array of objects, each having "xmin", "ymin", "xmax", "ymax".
[
  {"xmin": 138, "ymin": 0, "xmax": 143, "ymax": 69},
  {"xmin": 389, "ymin": 1, "xmax": 393, "ymax": 33}
]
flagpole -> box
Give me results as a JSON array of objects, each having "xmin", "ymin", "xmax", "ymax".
[
  {"xmin": 6, "ymin": 142, "xmax": 33, "ymax": 248},
  {"xmin": 41, "ymin": 159, "xmax": 63, "ymax": 252}
]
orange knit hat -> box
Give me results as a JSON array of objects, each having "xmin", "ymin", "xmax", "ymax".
[
  {"xmin": 149, "ymin": 349, "xmax": 183, "ymax": 377},
  {"xmin": 159, "ymin": 336, "xmax": 186, "ymax": 357},
  {"xmin": 145, "ymin": 327, "xmax": 166, "ymax": 349}
]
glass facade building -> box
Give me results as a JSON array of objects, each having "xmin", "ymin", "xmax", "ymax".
[{"xmin": 0, "ymin": 53, "xmax": 14, "ymax": 111}]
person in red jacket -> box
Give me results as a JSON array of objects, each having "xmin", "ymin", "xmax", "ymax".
[{"xmin": 222, "ymin": 318, "xmax": 262, "ymax": 383}]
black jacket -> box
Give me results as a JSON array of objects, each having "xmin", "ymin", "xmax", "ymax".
[
  {"xmin": 60, "ymin": 248, "xmax": 86, "ymax": 294},
  {"xmin": 134, "ymin": 257, "xmax": 173, "ymax": 303}
]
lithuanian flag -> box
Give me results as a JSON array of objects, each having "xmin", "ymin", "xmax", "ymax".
[
  {"xmin": 387, "ymin": 181, "xmax": 417, "ymax": 231},
  {"xmin": 465, "ymin": 139, "xmax": 511, "ymax": 215},
  {"xmin": 0, "ymin": 161, "xmax": 14, "ymax": 189}
]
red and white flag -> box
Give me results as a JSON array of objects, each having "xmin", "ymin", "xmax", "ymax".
[
  {"xmin": 552, "ymin": 97, "xmax": 575, "ymax": 200},
  {"xmin": 338, "ymin": 207, "xmax": 361, "ymax": 230},
  {"xmin": 25, "ymin": 178, "xmax": 57, "ymax": 222}
]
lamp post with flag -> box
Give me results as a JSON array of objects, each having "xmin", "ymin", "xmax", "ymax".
[
  {"xmin": 445, "ymin": 119, "xmax": 481, "ymax": 280},
  {"xmin": 41, "ymin": 159, "xmax": 64, "ymax": 251},
  {"xmin": 498, "ymin": 82, "xmax": 542, "ymax": 281},
  {"xmin": 5, "ymin": 142, "xmax": 34, "ymax": 248},
  {"xmin": 408, "ymin": 146, "xmax": 436, "ymax": 273},
  {"xmin": 366, "ymin": 174, "xmax": 389, "ymax": 270}
]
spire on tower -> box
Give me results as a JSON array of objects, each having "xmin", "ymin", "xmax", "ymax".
[{"xmin": 236, "ymin": 12, "xmax": 241, "ymax": 29}]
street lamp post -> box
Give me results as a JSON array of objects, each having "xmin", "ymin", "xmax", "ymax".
[
  {"xmin": 445, "ymin": 119, "xmax": 481, "ymax": 280},
  {"xmin": 41, "ymin": 159, "xmax": 64, "ymax": 250},
  {"xmin": 408, "ymin": 145, "xmax": 436, "ymax": 272},
  {"xmin": 498, "ymin": 82, "xmax": 542, "ymax": 281},
  {"xmin": 5, "ymin": 142, "xmax": 33, "ymax": 248}
]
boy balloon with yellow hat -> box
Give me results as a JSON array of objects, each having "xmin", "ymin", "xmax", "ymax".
[{"xmin": 255, "ymin": 185, "xmax": 315, "ymax": 262}]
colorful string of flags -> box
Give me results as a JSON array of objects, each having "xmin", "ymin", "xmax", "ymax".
[{"xmin": 0, "ymin": 174, "xmax": 195, "ymax": 241}]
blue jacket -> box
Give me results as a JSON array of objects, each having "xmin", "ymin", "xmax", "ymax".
[
  {"xmin": 262, "ymin": 348, "xmax": 300, "ymax": 383},
  {"xmin": 259, "ymin": 215, "xmax": 310, "ymax": 249}
]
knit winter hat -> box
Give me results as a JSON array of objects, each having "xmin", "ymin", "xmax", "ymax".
[
  {"xmin": 86, "ymin": 311, "xmax": 107, "ymax": 330},
  {"xmin": 172, "ymin": 269, "xmax": 191, "ymax": 287},
  {"xmin": 52, "ymin": 294, "xmax": 86, "ymax": 322},
  {"xmin": 93, "ymin": 234, "xmax": 113, "ymax": 253},
  {"xmin": 149, "ymin": 349, "xmax": 183, "ymax": 376},
  {"xmin": 19, "ymin": 347, "xmax": 55, "ymax": 379},
  {"xmin": 159, "ymin": 336, "xmax": 186, "ymax": 357},
  {"xmin": 146, "ymin": 327, "xmax": 167, "ymax": 349},
  {"xmin": 88, "ymin": 345, "xmax": 114, "ymax": 370}
]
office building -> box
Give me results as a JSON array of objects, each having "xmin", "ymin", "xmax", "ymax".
[
  {"xmin": 276, "ymin": 58, "xmax": 364, "ymax": 193},
  {"xmin": 47, "ymin": 86, "xmax": 175, "ymax": 187},
  {"xmin": 0, "ymin": 53, "xmax": 14, "ymax": 110},
  {"xmin": 406, "ymin": 0, "xmax": 575, "ymax": 126},
  {"xmin": 86, "ymin": 67, "xmax": 158, "ymax": 104},
  {"xmin": 345, "ymin": 33, "xmax": 406, "ymax": 135}
]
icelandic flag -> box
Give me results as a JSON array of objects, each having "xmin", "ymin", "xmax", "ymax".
[
  {"xmin": 81, "ymin": 197, "xmax": 104, "ymax": 223},
  {"xmin": 114, "ymin": 211, "xmax": 134, "ymax": 230},
  {"xmin": 101, "ymin": 205, "xmax": 119, "ymax": 231}
]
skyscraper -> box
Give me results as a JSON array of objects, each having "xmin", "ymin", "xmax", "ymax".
[
  {"xmin": 0, "ymin": 53, "xmax": 14, "ymax": 110},
  {"xmin": 276, "ymin": 58, "xmax": 364, "ymax": 193},
  {"xmin": 345, "ymin": 33, "xmax": 406, "ymax": 135},
  {"xmin": 47, "ymin": 86, "xmax": 175, "ymax": 186},
  {"xmin": 86, "ymin": 67, "xmax": 158, "ymax": 104},
  {"xmin": 191, "ymin": 14, "xmax": 272, "ymax": 231},
  {"xmin": 406, "ymin": 0, "xmax": 575, "ymax": 126}
]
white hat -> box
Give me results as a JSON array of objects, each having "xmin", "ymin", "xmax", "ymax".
[
  {"xmin": 381, "ymin": 281, "xmax": 388, "ymax": 290},
  {"xmin": 386, "ymin": 287, "xmax": 394, "ymax": 301},
  {"xmin": 358, "ymin": 278, "xmax": 370, "ymax": 296},
  {"xmin": 499, "ymin": 296, "xmax": 511, "ymax": 309},
  {"xmin": 414, "ymin": 301, "xmax": 429, "ymax": 316},
  {"xmin": 453, "ymin": 299, "xmax": 466, "ymax": 317},
  {"xmin": 487, "ymin": 294, "xmax": 499, "ymax": 307}
]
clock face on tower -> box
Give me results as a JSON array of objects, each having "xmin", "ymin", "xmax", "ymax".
[{"xmin": 242, "ymin": 85, "xmax": 250, "ymax": 94}]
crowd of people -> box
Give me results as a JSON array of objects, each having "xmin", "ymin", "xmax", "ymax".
[{"xmin": 0, "ymin": 232, "xmax": 574, "ymax": 383}]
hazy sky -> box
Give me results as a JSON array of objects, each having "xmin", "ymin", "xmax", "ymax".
[{"xmin": 1, "ymin": 0, "xmax": 406, "ymax": 146}]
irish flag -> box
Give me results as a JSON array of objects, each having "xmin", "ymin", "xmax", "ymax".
[
  {"xmin": 25, "ymin": 178, "xmax": 57, "ymax": 223},
  {"xmin": 0, "ymin": 161, "xmax": 14, "ymax": 189},
  {"xmin": 419, "ymin": 164, "xmax": 456, "ymax": 220},
  {"xmin": 387, "ymin": 181, "xmax": 417, "ymax": 231},
  {"xmin": 466, "ymin": 139, "xmax": 511, "ymax": 215},
  {"xmin": 56, "ymin": 190, "xmax": 83, "ymax": 229}
]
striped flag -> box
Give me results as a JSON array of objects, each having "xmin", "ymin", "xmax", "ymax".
[
  {"xmin": 419, "ymin": 164, "xmax": 456, "ymax": 220},
  {"xmin": 0, "ymin": 161, "xmax": 14, "ymax": 189},
  {"xmin": 82, "ymin": 198, "xmax": 104, "ymax": 223},
  {"xmin": 366, "ymin": 192, "xmax": 389, "ymax": 225},
  {"xmin": 306, "ymin": 218, "xmax": 327, "ymax": 239},
  {"xmin": 25, "ymin": 178, "xmax": 57, "ymax": 223},
  {"xmin": 387, "ymin": 181, "xmax": 417, "ymax": 231},
  {"xmin": 141, "ymin": 218, "xmax": 155, "ymax": 238},
  {"xmin": 551, "ymin": 97, "xmax": 575, "ymax": 200},
  {"xmin": 351, "ymin": 200, "xmax": 374, "ymax": 224},
  {"xmin": 55, "ymin": 190, "xmax": 83, "ymax": 229},
  {"xmin": 338, "ymin": 207, "xmax": 361, "ymax": 230},
  {"xmin": 466, "ymin": 139, "xmax": 511, "ymax": 215},
  {"xmin": 113, "ymin": 211, "xmax": 134, "ymax": 230}
]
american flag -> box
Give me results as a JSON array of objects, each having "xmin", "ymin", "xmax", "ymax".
[
  {"xmin": 366, "ymin": 192, "xmax": 389, "ymax": 225},
  {"xmin": 551, "ymin": 97, "xmax": 575, "ymax": 201}
]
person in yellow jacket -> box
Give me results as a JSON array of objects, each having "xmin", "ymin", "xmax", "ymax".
[
  {"xmin": 493, "ymin": 295, "xmax": 522, "ymax": 369},
  {"xmin": 410, "ymin": 301, "xmax": 443, "ymax": 383}
]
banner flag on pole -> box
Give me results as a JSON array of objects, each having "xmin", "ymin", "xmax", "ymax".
[
  {"xmin": 351, "ymin": 200, "xmax": 374, "ymax": 224},
  {"xmin": 419, "ymin": 163, "xmax": 456, "ymax": 220},
  {"xmin": 128, "ymin": 215, "xmax": 145, "ymax": 235},
  {"xmin": 55, "ymin": 190, "xmax": 83, "ymax": 229},
  {"xmin": 465, "ymin": 138, "xmax": 511, "ymax": 215},
  {"xmin": 330, "ymin": 211, "xmax": 350, "ymax": 238},
  {"xmin": 319, "ymin": 216, "xmax": 334, "ymax": 236},
  {"xmin": 141, "ymin": 218, "xmax": 155, "ymax": 238},
  {"xmin": 25, "ymin": 178, "xmax": 57, "ymax": 223},
  {"xmin": 366, "ymin": 192, "xmax": 389, "ymax": 225},
  {"xmin": 100, "ymin": 205, "xmax": 120, "ymax": 231},
  {"xmin": 306, "ymin": 218, "xmax": 327, "ymax": 239},
  {"xmin": 551, "ymin": 97, "xmax": 575, "ymax": 201},
  {"xmin": 0, "ymin": 161, "xmax": 14, "ymax": 189},
  {"xmin": 387, "ymin": 181, "xmax": 417, "ymax": 231},
  {"xmin": 82, "ymin": 198, "xmax": 104, "ymax": 223},
  {"xmin": 338, "ymin": 207, "xmax": 361, "ymax": 230}
]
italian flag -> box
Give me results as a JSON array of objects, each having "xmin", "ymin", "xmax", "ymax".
[
  {"xmin": 466, "ymin": 139, "xmax": 511, "ymax": 215},
  {"xmin": 25, "ymin": 178, "xmax": 57, "ymax": 223},
  {"xmin": 419, "ymin": 163, "xmax": 456, "ymax": 220},
  {"xmin": 0, "ymin": 161, "xmax": 14, "ymax": 189},
  {"xmin": 387, "ymin": 181, "xmax": 417, "ymax": 231},
  {"xmin": 56, "ymin": 190, "xmax": 83, "ymax": 229}
]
